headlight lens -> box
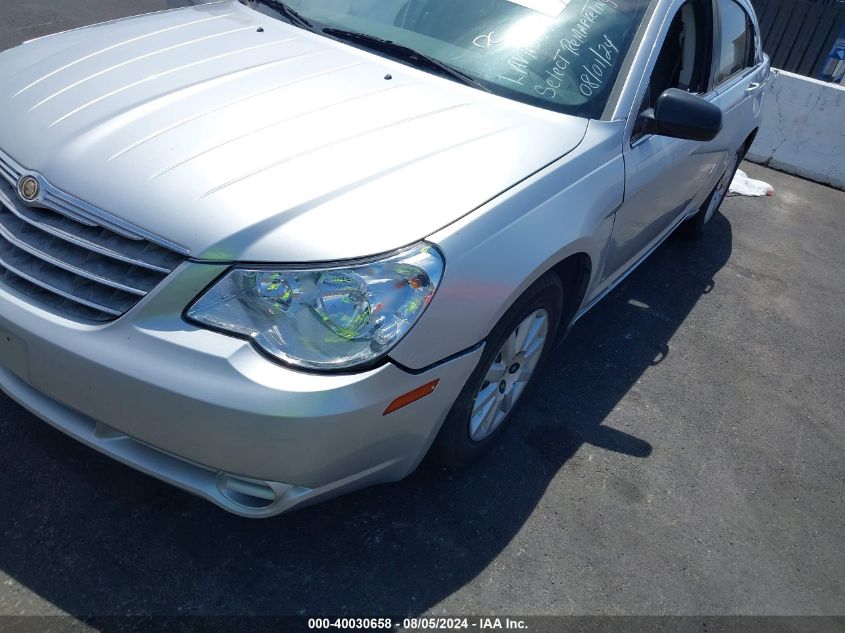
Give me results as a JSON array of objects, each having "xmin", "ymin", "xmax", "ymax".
[{"xmin": 186, "ymin": 243, "xmax": 444, "ymax": 370}]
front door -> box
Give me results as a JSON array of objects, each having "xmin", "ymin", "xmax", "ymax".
[{"xmin": 604, "ymin": 0, "xmax": 721, "ymax": 280}]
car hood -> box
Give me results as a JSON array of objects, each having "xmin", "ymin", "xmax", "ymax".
[{"xmin": 0, "ymin": 0, "xmax": 588, "ymax": 262}]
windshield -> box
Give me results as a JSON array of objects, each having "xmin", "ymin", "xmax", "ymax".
[{"xmin": 256, "ymin": 0, "xmax": 651, "ymax": 118}]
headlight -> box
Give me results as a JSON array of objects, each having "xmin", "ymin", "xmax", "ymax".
[{"xmin": 186, "ymin": 243, "xmax": 444, "ymax": 371}]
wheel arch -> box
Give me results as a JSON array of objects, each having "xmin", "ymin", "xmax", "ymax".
[
  {"xmin": 548, "ymin": 252, "xmax": 593, "ymax": 335},
  {"xmin": 743, "ymin": 128, "xmax": 759, "ymax": 154}
]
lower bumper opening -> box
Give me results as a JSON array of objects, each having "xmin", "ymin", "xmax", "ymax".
[{"xmin": 216, "ymin": 473, "xmax": 277, "ymax": 510}]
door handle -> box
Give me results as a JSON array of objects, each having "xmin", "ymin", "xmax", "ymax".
[{"xmin": 746, "ymin": 81, "xmax": 764, "ymax": 93}]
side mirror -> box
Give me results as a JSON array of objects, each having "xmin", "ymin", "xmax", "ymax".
[{"xmin": 637, "ymin": 88, "xmax": 723, "ymax": 142}]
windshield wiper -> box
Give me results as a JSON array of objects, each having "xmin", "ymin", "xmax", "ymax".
[
  {"xmin": 321, "ymin": 28, "xmax": 492, "ymax": 94},
  {"xmin": 252, "ymin": 0, "xmax": 315, "ymax": 31}
]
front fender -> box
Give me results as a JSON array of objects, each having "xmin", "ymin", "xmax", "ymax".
[{"xmin": 390, "ymin": 120, "xmax": 626, "ymax": 370}]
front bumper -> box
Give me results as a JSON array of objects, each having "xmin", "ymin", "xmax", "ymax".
[{"xmin": 0, "ymin": 262, "xmax": 482, "ymax": 517}]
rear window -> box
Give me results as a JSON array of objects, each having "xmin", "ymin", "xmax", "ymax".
[{"xmin": 716, "ymin": 0, "xmax": 754, "ymax": 84}]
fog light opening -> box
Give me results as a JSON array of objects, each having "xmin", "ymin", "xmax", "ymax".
[{"xmin": 216, "ymin": 473, "xmax": 277, "ymax": 510}]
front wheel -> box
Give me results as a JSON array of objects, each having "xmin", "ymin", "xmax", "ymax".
[{"xmin": 429, "ymin": 273, "xmax": 564, "ymax": 468}]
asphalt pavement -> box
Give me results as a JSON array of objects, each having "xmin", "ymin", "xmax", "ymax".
[{"xmin": 0, "ymin": 1, "xmax": 843, "ymax": 624}]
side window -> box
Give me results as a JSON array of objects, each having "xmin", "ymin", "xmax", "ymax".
[
  {"xmin": 633, "ymin": 0, "xmax": 712, "ymax": 134},
  {"xmin": 715, "ymin": 0, "xmax": 755, "ymax": 84}
]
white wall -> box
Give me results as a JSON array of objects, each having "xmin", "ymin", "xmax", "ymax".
[{"xmin": 747, "ymin": 69, "xmax": 845, "ymax": 190}]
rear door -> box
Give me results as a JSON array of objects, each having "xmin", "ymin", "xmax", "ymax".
[{"xmin": 711, "ymin": 0, "xmax": 769, "ymax": 156}]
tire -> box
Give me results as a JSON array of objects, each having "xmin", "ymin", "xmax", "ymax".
[
  {"xmin": 429, "ymin": 273, "xmax": 564, "ymax": 468},
  {"xmin": 680, "ymin": 148, "xmax": 743, "ymax": 239}
]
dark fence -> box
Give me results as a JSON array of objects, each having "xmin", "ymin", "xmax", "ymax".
[{"xmin": 750, "ymin": 0, "xmax": 845, "ymax": 78}]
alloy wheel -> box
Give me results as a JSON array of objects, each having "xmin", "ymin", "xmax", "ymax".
[{"xmin": 469, "ymin": 309, "xmax": 549, "ymax": 442}]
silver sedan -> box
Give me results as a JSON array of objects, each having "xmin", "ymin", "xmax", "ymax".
[{"xmin": 0, "ymin": 0, "xmax": 769, "ymax": 516}]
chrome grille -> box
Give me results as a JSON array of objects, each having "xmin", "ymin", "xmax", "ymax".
[
  {"xmin": 0, "ymin": 156, "xmax": 17, "ymax": 185},
  {"xmin": 0, "ymin": 155, "xmax": 186, "ymax": 322}
]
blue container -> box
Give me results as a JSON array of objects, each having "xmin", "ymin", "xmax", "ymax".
[{"xmin": 818, "ymin": 26, "xmax": 845, "ymax": 84}]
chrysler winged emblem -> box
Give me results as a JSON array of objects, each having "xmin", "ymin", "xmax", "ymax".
[{"xmin": 17, "ymin": 175, "xmax": 40, "ymax": 202}]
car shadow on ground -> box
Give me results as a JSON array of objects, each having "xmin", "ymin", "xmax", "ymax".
[{"xmin": 0, "ymin": 213, "xmax": 733, "ymax": 619}]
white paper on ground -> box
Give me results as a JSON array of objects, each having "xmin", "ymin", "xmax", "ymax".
[
  {"xmin": 504, "ymin": 0, "xmax": 572, "ymax": 17},
  {"xmin": 729, "ymin": 169, "xmax": 774, "ymax": 197}
]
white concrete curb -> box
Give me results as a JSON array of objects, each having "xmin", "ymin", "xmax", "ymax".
[{"xmin": 747, "ymin": 69, "xmax": 845, "ymax": 190}]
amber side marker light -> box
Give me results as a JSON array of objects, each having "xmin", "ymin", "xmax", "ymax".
[{"xmin": 383, "ymin": 380, "xmax": 440, "ymax": 415}]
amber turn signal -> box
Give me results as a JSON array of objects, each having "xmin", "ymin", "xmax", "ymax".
[{"xmin": 383, "ymin": 380, "xmax": 440, "ymax": 415}]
